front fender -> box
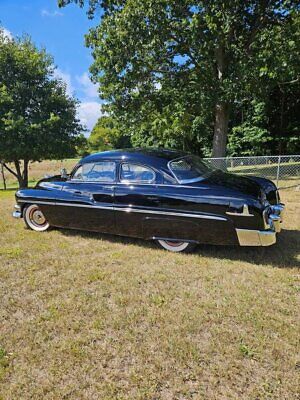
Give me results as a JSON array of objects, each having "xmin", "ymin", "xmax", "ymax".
[{"xmin": 15, "ymin": 185, "xmax": 62, "ymax": 216}]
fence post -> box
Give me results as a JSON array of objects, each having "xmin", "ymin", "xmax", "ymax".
[{"xmin": 276, "ymin": 155, "xmax": 281, "ymax": 187}]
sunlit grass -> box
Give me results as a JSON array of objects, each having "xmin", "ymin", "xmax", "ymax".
[{"xmin": 0, "ymin": 189, "xmax": 299, "ymax": 399}]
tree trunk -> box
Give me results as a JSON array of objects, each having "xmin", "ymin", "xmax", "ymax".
[
  {"xmin": 212, "ymin": 102, "xmax": 229, "ymax": 157},
  {"xmin": 1, "ymin": 160, "xmax": 29, "ymax": 188},
  {"xmin": 0, "ymin": 161, "xmax": 7, "ymax": 190},
  {"xmin": 14, "ymin": 160, "xmax": 28, "ymax": 188},
  {"xmin": 23, "ymin": 159, "xmax": 29, "ymax": 188},
  {"xmin": 212, "ymin": 44, "xmax": 229, "ymax": 158}
]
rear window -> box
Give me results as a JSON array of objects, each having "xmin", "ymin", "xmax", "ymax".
[{"xmin": 169, "ymin": 156, "xmax": 212, "ymax": 183}]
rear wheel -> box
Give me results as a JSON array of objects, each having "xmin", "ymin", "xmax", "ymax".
[
  {"xmin": 24, "ymin": 204, "xmax": 50, "ymax": 232},
  {"xmin": 156, "ymin": 239, "xmax": 197, "ymax": 253}
]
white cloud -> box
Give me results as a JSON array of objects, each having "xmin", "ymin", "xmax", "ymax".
[
  {"xmin": 41, "ymin": 9, "xmax": 63, "ymax": 17},
  {"xmin": 53, "ymin": 69, "xmax": 102, "ymax": 133},
  {"xmin": 76, "ymin": 72, "xmax": 99, "ymax": 99},
  {"xmin": 77, "ymin": 102, "xmax": 102, "ymax": 134},
  {"xmin": 1, "ymin": 27, "xmax": 13, "ymax": 40},
  {"xmin": 54, "ymin": 69, "xmax": 74, "ymax": 96}
]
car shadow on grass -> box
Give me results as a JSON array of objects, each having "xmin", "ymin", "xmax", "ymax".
[
  {"xmin": 59, "ymin": 227, "xmax": 299, "ymax": 269},
  {"xmin": 196, "ymin": 229, "xmax": 299, "ymax": 269}
]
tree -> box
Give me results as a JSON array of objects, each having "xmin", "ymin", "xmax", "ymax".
[
  {"xmin": 227, "ymin": 100, "xmax": 272, "ymax": 156},
  {"xmin": 228, "ymin": 9, "xmax": 300, "ymax": 156},
  {"xmin": 59, "ymin": 0, "xmax": 299, "ymax": 157},
  {"xmin": 0, "ymin": 30, "xmax": 83, "ymax": 188},
  {"xmin": 76, "ymin": 133, "xmax": 90, "ymax": 157},
  {"xmin": 88, "ymin": 116, "xmax": 131, "ymax": 152}
]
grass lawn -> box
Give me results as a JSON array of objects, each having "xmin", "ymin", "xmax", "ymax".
[{"xmin": 0, "ymin": 188, "xmax": 299, "ymax": 399}]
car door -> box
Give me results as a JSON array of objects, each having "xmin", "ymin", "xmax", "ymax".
[
  {"xmin": 114, "ymin": 162, "xmax": 162, "ymax": 238},
  {"xmin": 54, "ymin": 161, "xmax": 116, "ymax": 233}
]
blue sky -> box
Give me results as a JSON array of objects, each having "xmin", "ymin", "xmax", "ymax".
[{"xmin": 0, "ymin": 0, "xmax": 103, "ymax": 134}]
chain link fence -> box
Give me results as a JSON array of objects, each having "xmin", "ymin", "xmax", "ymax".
[{"xmin": 204, "ymin": 155, "xmax": 300, "ymax": 189}]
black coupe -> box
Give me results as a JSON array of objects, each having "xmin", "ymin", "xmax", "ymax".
[{"xmin": 13, "ymin": 149, "xmax": 285, "ymax": 252}]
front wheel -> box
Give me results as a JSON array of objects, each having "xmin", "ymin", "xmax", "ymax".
[
  {"xmin": 156, "ymin": 240, "xmax": 197, "ymax": 253},
  {"xmin": 24, "ymin": 204, "xmax": 50, "ymax": 232}
]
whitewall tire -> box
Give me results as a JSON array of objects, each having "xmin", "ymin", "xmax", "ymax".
[
  {"xmin": 157, "ymin": 240, "xmax": 196, "ymax": 253},
  {"xmin": 24, "ymin": 204, "xmax": 50, "ymax": 232}
]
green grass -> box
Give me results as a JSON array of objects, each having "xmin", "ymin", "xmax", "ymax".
[{"xmin": 0, "ymin": 189, "xmax": 299, "ymax": 399}]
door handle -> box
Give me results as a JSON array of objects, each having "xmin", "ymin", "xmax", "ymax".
[{"xmin": 73, "ymin": 191, "xmax": 83, "ymax": 195}]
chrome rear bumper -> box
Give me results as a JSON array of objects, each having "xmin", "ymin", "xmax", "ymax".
[
  {"xmin": 236, "ymin": 228, "xmax": 276, "ymax": 246},
  {"xmin": 236, "ymin": 203, "xmax": 285, "ymax": 246}
]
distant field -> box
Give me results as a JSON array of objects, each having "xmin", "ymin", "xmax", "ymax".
[
  {"xmin": 228, "ymin": 161, "xmax": 300, "ymax": 181},
  {"xmin": 0, "ymin": 159, "xmax": 79, "ymax": 189},
  {"xmin": 0, "ymin": 188, "xmax": 299, "ymax": 399}
]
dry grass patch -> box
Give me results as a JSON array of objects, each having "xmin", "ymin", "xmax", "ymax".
[
  {"xmin": 0, "ymin": 159, "xmax": 79, "ymax": 189},
  {"xmin": 0, "ymin": 189, "xmax": 299, "ymax": 399}
]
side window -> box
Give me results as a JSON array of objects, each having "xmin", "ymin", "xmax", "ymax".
[
  {"xmin": 120, "ymin": 163, "xmax": 156, "ymax": 183},
  {"xmin": 72, "ymin": 162, "xmax": 116, "ymax": 182}
]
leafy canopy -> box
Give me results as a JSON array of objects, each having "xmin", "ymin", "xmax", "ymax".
[
  {"xmin": 59, "ymin": 0, "xmax": 299, "ymax": 156},
  {"xmin": 88, "ymin": 115, "xmax": 130, "ymax": 152},
  {"xmin": 0, "ymin": 30, "xmax": 83, "ymax": 165}
]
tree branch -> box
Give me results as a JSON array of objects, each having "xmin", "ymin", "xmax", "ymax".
[
  {"xmin": 0, "ymin": 161, "xmax": 19, "ymax": 179},
  {"xmin": 278, "ymin": 77, "xmax": 299, "ymax": 86}
]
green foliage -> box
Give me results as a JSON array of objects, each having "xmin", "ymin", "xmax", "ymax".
[
  {"xmin": 88, "ymin": 116, "xmax": 130, "ymax": 152},
  {"xmin": 228, "ymin": 100, "xmax": 272, "ymax": 156},
  {"xmin": 60, "ymin": 1, "xmax": 299, "ymax": 156},
  {"xmin": 0, "ymin": 29, "xmax": 83, "ymax": 186},
  {"xmin": 75, "ymin": 133, "xmax": 90, "ymax": 157}
]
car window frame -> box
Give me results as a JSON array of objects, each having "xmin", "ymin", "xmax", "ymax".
[
  {"xmin": 70, "ymin": 161, "xmax": 117, "ymax": 183},
  {"xmin": 119, "ymin": 162, "xmax": 157, "ymax": 184}
]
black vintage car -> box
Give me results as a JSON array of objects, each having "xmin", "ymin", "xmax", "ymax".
[{"xmin": 13, "ymin": 149, "xmax": 285, "ymax": 252}]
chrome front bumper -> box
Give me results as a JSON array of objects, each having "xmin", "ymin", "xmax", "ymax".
[
  {"xmin": 236, "ymin": 203, "xmax": 285, "ymax": 246},
  {"xmin": 12, "ymin": 204, "xmax": 22, "ymax": 218}
]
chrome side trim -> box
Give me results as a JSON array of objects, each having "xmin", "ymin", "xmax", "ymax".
[
  {"xmin": 152, "ymin": 236, "xmax": 198, "ymax": 244},
  {"xmin": 41, "ymin": 181, "xmax": 210, "ymax": 190},
  {"xmin": 18, "ymin": 199, "xmax": 114, "ymax": 211},
  {"xmin": 17, "ymin": 199, "xmax": 227, "ymax": 221},
  {"xmin": 226, "ymin": 204, "xmax": 254, "ymax": 217},
  {"xmin": 115, "ymin": 207, "xmax": 227, "ymax": 221},
  {"xmin": 236, "ymin": 228, "xmax": 276, "ymax": 246}
]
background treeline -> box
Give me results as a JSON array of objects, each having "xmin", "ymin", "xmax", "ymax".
[
  {"xmin": 84, "ymin": 84, "xmax": 300, "ymax": 157},
  {"xmin": 60, "ymin": 0, "xmax": 300, "ymax": 158}
]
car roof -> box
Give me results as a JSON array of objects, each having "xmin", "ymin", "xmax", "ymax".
[{"xmin": 80, "ymin": 148, "xmax": 187, "ymax": 169}]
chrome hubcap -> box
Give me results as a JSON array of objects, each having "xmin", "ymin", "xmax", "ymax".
[
  {"xmin": 30, "ymin": 208, "xmax": 46, "ymax": 226},
  {"xmin": 164, "ymin": 240, "xmax": 185, "ymax": 247}
]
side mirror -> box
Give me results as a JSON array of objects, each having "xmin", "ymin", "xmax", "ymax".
[{"xmin": 60, "ymin": 168, "xmax": 68, "ymax": 179}]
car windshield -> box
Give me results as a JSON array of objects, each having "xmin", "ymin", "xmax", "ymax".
[{"xmin": 169, "ymin": 155, "xmax": 214, "ymax": 183}]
